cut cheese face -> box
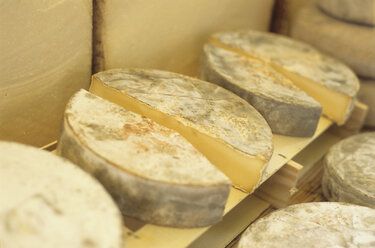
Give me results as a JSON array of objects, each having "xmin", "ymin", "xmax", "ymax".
[
  {"xmin": 58, "ymin": 89, "xmax": 231, "ymax": 227},
  {"xmin": 239, "ymin": 202, "xmax": 375, "ymax": 248},
  {"xmin": 322, "ymin": 132, "xmax": 375, "ymax": 208},
  {"xmin": 291, "ymin": 4, "xmax": 375, "ymax": 79},
  {"xmin": 199, "ymin": 44, "xmax": 322, "ymax": 137},
  {"xmin": 90, "ymin": 69, "xmax": 273, "ymax": 193},
  {"xmin": 358, "ymin": 79, "xmax": 375, "ymax": 127},
  {"xmin": 93, "ymin": 0, "xmax": 274, "ymax": 75},
  {"xmin": 0, "ymin": 0, "xmax": 92, "ymax": 146},
  {"xmin": 210, "ymin": 30, "xmax": 359, "ymax": 125},
  {"xmin": 317, "ymin": 0, "xmax": 375, "ymax": 26},
  {"xmin": 0, "ymin": 142, "xmax": 124, "ymax": 248}
]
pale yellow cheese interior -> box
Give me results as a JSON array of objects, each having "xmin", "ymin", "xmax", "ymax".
[
  {"xmin": 209, "ymin": 38, "xmax": 354, "ymax": 125},
  {"xmin": 90, "ymin": 78, "xmax": 266, "ymax": 192}
]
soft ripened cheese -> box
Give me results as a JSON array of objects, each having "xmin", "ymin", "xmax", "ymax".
[
  {"xmin": 291, "ymin": 4, "xmax": 375, "ymax": 79},
  {"xmin": 93, "ymin": 0, "xmax": 274, "ymax": 75},
  {"xmin": 0, "ymin": 0, "xmax": 92, "ymax": 147},
  {"xmin": 90, "ymin": 69, "xmax": 273, "ymax": 193},
  {"xmin": 317, "ymin": 0, "xmax": 375, "ymax": 26},
  {"xmin": 199, "ymin": 44, "xmax": 322, "ymax": 137},
  {"xmin": 0, "ymin": 142, "xmax": 124, "ymax": 248},
  {"xmin": 57, "ymin": 89, "xmax": 231, "ymax": 227},
  {"xmin": 358, "ymin": 79, "xmax": 375, "ymax": 127},
  {"xmin": 210, "ymin": 30, "xmax": 359, "ymax": 125},
  {"xmin": 322, "ymin": 132, "xmax": 375, "ymax": 208},
  {"xmin": 239, "ymin": 202, "xmax": 375, "ymax": 248}
]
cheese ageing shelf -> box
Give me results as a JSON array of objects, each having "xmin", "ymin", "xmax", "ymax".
[{"xmin": 43, "ymin": 116, "xmax": 333, "ymax": 248}]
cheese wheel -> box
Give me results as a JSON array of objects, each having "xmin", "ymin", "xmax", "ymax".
[
  {"xmin": 93, "ymin": 0, "xmax": 274, "ymax": 75},
  {"xmin": 210, "ymin": 30, "xmax": 359, "ymax": 125},
  {"xmin": 199, "ymin": 44, "xmax": 322, "ymax": 137},
  {"xmin": 322, "ymin": 132, "xmax": 375, "ymax": 207},
  {"xmin": 0, "ymin": 0, "xmax": 92, "ymax": 146},
  {"xmin": 358, "ymin": 79, "xmax": 375, "ymax": 127},
  {"xmin": 239, "ymin": 202, "xmax": 375, "ymax": 248},
  {"xmin": 90, "ymin": 69, "xmax": 273, "ymax": 193},
  {"xmin": 0, "ymin": 142, "xmax": 124, "ymax": 248},
  {"xmin": 58, "ymin": 89, "xmax": 231, "ymax": 227},
  {"xmin": 317, "ymin": 0, "xmax": 375, "ymax": 26},
  {"xmin": 291, "ymin": 4, "xmax": 375, "ymax": 79}
]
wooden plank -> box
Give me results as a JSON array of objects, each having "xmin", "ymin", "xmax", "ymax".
[
  {"xmin": 260, "ymin": 116, "xmax": 332, "ymax": 183},
  {"xmin": 255, "ymin": 160, "xmax": 302, "ymax": 208}
]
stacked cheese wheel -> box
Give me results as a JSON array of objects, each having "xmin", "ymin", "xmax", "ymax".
[
  {"xmin": 238, "ymin": 202, "xmax": 375, "ymax": 248},
  {"xmin": 199, "ymin": 29, "xmax": 359, "ymax": 137},
  {"xmin": 58, "ymin": 69, "xmax": 274, "ymax": 227},
  {"xmin": 291, "ymin": 1, "xmax": 375, "ymax": 127},
  {"xmin": 322, "ymin": 132, "xmax": 375, "ymax": 207}
]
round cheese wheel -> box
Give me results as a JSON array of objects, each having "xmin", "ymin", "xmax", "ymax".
[
  {"xmin": 0, "ymin": 142, "xmax": 124, "ymax": 248},
  {"xmin": 317, "ymin": 0, "xmax": 375, "ymax": 26},
  {"xmin": 291, "ymin": 4, "xmax": 375, "ymax": 79},
  {"xmin": 239, "ymin": 202, "xmax": 375, "ymax": 248},
  {"xmin": 322, "ymin": 132, "xmax": 375, "ymax": 207}
]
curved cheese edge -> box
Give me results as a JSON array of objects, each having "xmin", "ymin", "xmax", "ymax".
[
  {"xmin": 199, "ymin": 43, "xmax": 322, "ymax": 137},
  {"xmin": 90, "ymin": 69, "xmax": 274, "ymax": 193},
  {"xmin": 291, "ymin": 4, "xmax": 375, "ymax": 79},
  {"xmin": 210, "ymin": 30, "xmax": 359, "ymax": 125},
  {"xmin": 322, "ymin": 132, "xmax": 375, "ymax": 208},
  {"xmin": 317, "ymin": 0, "xmax": 375, "ymax": 26},
  {"xmin": 0, "ymin": 141, "xmax": 124, "ymax": 248},
  {"xmin": 58, "ymin": 89, "xmax": 231, "ymax": 227},
  {"xmin": 358, "ymin": 79, "xmax": 375, "ymax": 127},
  {"xmin": 239, "ymin": 202, "xmax": 375, "ymax": 248}
]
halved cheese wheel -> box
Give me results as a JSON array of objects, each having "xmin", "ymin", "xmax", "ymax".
[
  {"xmin": 90, "ymin": 69, "xmax": 273, "ymax": 193},
  {"xmin": 199, "ymin": 43, "xmax": 322, "ymax": 137},
  {"xmin": 239, "ymin": 202, "xmax": 375, "ymax": 248},
  {"xmin": 210, "ymin": 30, "xmax": 359, "ymax": 125},
  {"xmin": 58, "ymin": 89, "xmax": 231, "ymax": 227},
  {"xmin": 322, "ymin": 132, "xmax": 375, "ymax": 207},
  {"xmin": 0, "ymin": 141, "xmax": 124, "ymax": 248}
]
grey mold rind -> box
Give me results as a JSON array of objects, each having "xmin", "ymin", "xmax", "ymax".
[
  {"xmin": 199, "ymin": 50, "xmax": 321, "ymax": 137},
  {"xmin": 58, "ymin": 118, "xmax": 230, "ymax": 227}
]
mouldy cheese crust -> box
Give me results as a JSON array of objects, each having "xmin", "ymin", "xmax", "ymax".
[
  {"xmin": 239, "ymin": 202, "xmax": 375, "ymax": 248},
  {"xmin": 58, "ymin": 89, "xmax": 231, "ymax": 227},
  {"xmin": 210, "ymin": 30, "xmax": 359, "ymax": 125},
  {"xmin": 291, "ymin": 4, "xmax": 375, "ymax": 78},
  {"xmin": 322, "ymin": 132, "xmax": 375, "ymax": 208},
  {"xmin": 199, "ymin": 44, "xmax": 322, "ymax": 137},
  {"xmin": 0, "ymin": 142, "xmax": 124, "ymax": 248},
  {"xmin": 90, "ymin": 68, "xmax": 273, "ymax": 193},
  {"xmin": 317, "ymin": 0, "xmax": 375, "ymax": 26}
]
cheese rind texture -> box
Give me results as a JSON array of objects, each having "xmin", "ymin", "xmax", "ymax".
[
  {"xmin": 90, "ymin": 69, "xmax": 273, "ymax": 192},
  {"xmin": 358, "ymin": 79, "xmax": 375, "ymax": 127},
  {"xmin": 291, "ymin": 4, "xmax": 375, "ymax": 78},
  {"xmin": 199, "ymin": 44, "xmax": 322, "ymax": 137},
  {"xmin": 317, "ymin": 0, "xmax": 375, "ymax": 26},
  {"xmin": 211, "ymin": 30, "xmax": 359, "ymax": 125},
  {"xmin": 0, "ymin": 0, "xmax": 92, "ymax": 146},
  {"xmin": 93, "ymin": 0, "xmax": 274, "ymax": 75},
  {"xmin": 58, "ymin": 90, "xmax": 231, "ymax": 227},
  {"xmin": 322, "ymin": 132, "xmax": 375, "ymax": 208},
  {"xmin": 0, "ymin": 142, "xmax": 124, "ymax": 248},
  {"xmin": 239, "ymin": 202, "xmax": 375, "ymax": 248}
]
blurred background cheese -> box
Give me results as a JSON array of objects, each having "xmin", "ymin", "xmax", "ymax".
[
  {"xmin": 0, "ymin": 0, "xmax": 92, "ymax": 147},
  {"xmin": 93, "ymin": 0, "xmax": 275, "ymax": 76},
  {"xmin": 358, "ymin": 79, "xmax": 375, "ymax": 127},
  {"xmin": 290, "ymin": 4, "xmax": 375, "ymax": 79},
  {"xmin": 317, "ymin": 0, "xmax": 375, "ymax": 26}
]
